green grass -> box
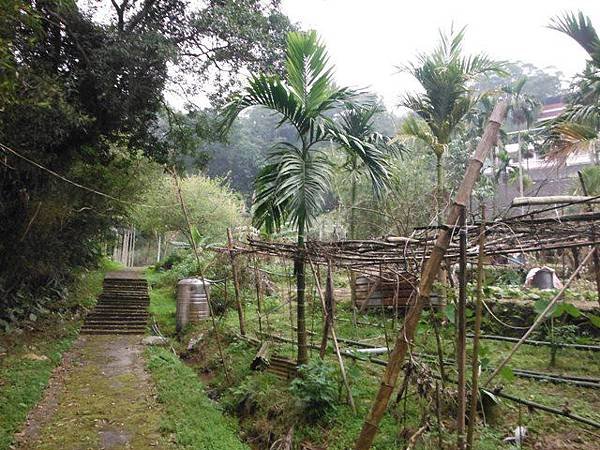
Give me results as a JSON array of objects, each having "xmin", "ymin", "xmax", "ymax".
[
  {"xmin": 149, "ymin": 285, "xmax": 177, "ymax": 336},
  {"xmin": 145, "ymin": 347, "xmax": 249, "ymax": 450},
  {"xmin": 0, "ymin": 329, "xmax": 78, "ymax": 450},
  {"xmin": 147, "ymin": 261, "xmax": 600, "ymax": 449},
  {"xmin": 0, "ymin": 260, "xmax": 113, "ymax": 450}
]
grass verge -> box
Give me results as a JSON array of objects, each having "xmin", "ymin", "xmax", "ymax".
[{"xmin": 145, "ymin": 346, "xmax": 249, "ymax": 450}]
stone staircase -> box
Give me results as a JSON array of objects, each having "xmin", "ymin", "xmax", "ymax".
[{"xmin": 81, "ymin": 273, "xmax": 149, "ymax": 335}]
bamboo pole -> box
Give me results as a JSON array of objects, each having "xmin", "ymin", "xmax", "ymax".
[
  {"xmin": 354, "ymin": 101, "xmax": 507, "ymax": 450},
  {"xmin": 466, "ymin": 334, "xmax": 600, "ymax": 352},
  {"xmin": 171, "ymin": 168, "xmax": 230, "ymax": 382},
  {"xmin": 156, "ymin": 232, "xmax": 162, "ymax": 263},
  {"xmin": 484, "ymin": 248, "xmax": 595, "ymax": 388},
  {"xmin": 319, "ymin": 262, "xmax": 335, "ymax": 358},
  {"xmin": 491, "ymin": 390, "xmax": 600, "ymax": 429},
  {"xmin": 309, "ymin": 259, "xmax": 357, "ymax": 414},
  {"xmin": 467, "ymin": 207, "xmax": 486, "ymax": 449},
  {"xmin": 578, "ymin": 171, "xmax": 600, "ymax": 307},
  {"xmin": 456, "ymin": 207, "xmax": 467, "ymax": 450},
  {"xmin": 512, "ymin": 195, "xmax": 600, "ymax": 206},
  {"xmin": 227, "ymin": 228, "xmax": 246, "ymax": 336}
]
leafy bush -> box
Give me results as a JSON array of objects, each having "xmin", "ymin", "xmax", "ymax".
[
  {"xmin": 290, "ymin": 359, "xmax": 338, "ymax": 422},
  {"xmin": 486, "ymin": 267, "xmax": 524, "ymax": 286},
  {"xmin": 134, "ymin": 174, "xmax": 247, "ymax": 244},
  {"xmin": 225, "ymin": 372, "xmax": 282, "ymax": 418}
]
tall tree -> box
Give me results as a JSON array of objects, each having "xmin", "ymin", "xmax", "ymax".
[
  {"xmin": 0, "ymin": 0, "xmax": 293, "ymax": 320},
  {"xmin": 336, "ymin": 103, "xmax": 403, "ymax": 316},
  {"xmin": 503, "ymin": 78, "xmax": 541, "ymax": 200},
  {"xmin": 544, "ymin": 11, "xmax": 600, "ymax": 162},
  {"xmin": 337, "ymin": 103, "xmax": 402, "ymax": 240},
  {"xmin": 396, "ymin": 27, "xmax": 505, "ymax": 219},
  {"xmin": 221, "ymin": 31, "xmax": 388, "ymax": 364}
]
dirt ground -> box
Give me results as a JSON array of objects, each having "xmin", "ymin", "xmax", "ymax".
[{"xmin": 15, "ymin": 335, "xmax": 172, "ymax": 450}]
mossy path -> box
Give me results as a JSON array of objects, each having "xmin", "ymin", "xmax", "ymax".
[{"xmin": 16, "ymin": 335, "xmax": 173, "ymax": 450}]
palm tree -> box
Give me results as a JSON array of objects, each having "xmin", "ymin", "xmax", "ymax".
[
  {"xmin": 396, "ymin": 27, "xmax": 505, "ymax": 220},
  {"xmin": 337, "ymin": 103, "xmax": 403, "ymax": 240},
  {"xmin": 220, "ymin": 31, "xmax": 388, "ymax": 365},
  {"xmin": 503, "ymin": 78, "xmax": 540, "ymax": 201},
  {"xmin": 336, "ymin": 103, "xmax": 403, "ymax": 316},
  {"xmin": 545, "ymin": 12, "xmax": 600, "ymax": 161}
]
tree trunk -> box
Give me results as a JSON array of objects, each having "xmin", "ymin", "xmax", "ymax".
[
  {"xmin": 436, "ymin": 153, "xmax": 444, "ymax": 224},
  {"xmin": 466, "ymin": 207, "xmax": 486, "ymax": 449},
  {"xmin": 227, "ymin": 228, "xmax": 246, "ymax": 336},
  {"xmin": 156, "ymin": 232, "xmax": 162, "ymax": 263},
  {"xmin": 353, "ymin": 101, "xmax": 507, "ymax": 450},
  {"xmin": 296, "ymin": 218, "xmax": 308, "ymax": 366},
  {"xmin": 456, "ymin": 207, "xmax": 467, "ymax": 450},
  {"xmin": 319, "ymin": 261, "xmax": 336, "ymax": 358},
  {"xmin": 350, "ymin": 176, "xmax": 358, "ymax": 325},
  {"xmin": 517, "ymin": 131, "xmax": 524, "ymax": 214}
]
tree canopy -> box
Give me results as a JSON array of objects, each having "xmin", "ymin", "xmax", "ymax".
[{"xmin": 0, "ymin": 0, "xmax": 293, "ymax": 321}]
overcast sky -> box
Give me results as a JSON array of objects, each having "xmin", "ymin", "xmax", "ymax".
[{"xmin": 281, "ymin": 0, "xmax": 600, "ymax": 110}]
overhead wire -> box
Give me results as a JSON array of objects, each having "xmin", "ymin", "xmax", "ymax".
[{"xmin": 0, "ymin": 142, "xmax": 178, "ymax": 209}]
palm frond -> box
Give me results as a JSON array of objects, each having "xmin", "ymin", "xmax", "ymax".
[
  {"xmin": 327, "ymin": 122, "xmax": 390, "ymax": 196},
  {"xmin": 252, "ymin": 142, "xmax": 332, "ymax": 232},
  {"xmin": 285, "ymin": 31, "xmax": 340, "ymax": 114},
  {"xmin": 578, "ymin": 166, "xmax": 600, "ymax": 196},
  {"xmin": 549, "ymin": 11, "xmax": 600, "ymax": 65},
  {"xmin": 395, "ymin": 115, "xmax": 443, "ymax": 156},
  {"xmin": 219, "ymin": 74, "xmax": 305, "ymax": 137},
  {"xmin": 543, "ymin": 120, "xmax": 598, "ymax": 163}
]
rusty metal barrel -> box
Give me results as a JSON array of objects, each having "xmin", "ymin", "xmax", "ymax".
[{"xmin": 176, "ymin": 278, "xmax": 210, "ymax": 331}]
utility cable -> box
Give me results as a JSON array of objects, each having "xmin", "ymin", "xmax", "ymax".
[{"xmin": 0, "ymin": 142, "xmax": 177, "ymax": 209}]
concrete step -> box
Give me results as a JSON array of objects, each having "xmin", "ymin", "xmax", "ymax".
[
  {"xmin": 81, "ymin": 329, "xmax": 145, "ymax": 335},
  {"xmin": 100, "ymin": 289, "xmax": 149, "ymax": 297},
  {"xmin": 95, "ymin": 301, "xmax": 149, "ymax": 306},
  {"xmin": 100, "ymin": 290, "xmax": 150, "ymax": 297},
  {"xmin": 89, "ymin": 311, "xmax": 148, "ymax": 317},
  {"xmin": 83, "ymin": 275, "xmax": 150, "ymax": 335},
  {"xmin": 86, "ymin": 317, "xmax": 148, "ymax": 322},
  {"xmin": 102, "ymin": 283, "xmax": 148, "ymax": 288},
  {"xmin": 82, "ymin": 324, "xmax": 147, "ymax": 330}
]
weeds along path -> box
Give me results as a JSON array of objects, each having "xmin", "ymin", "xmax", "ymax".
[
  {"xmin": 14, "ymin": 267, "xmax": 248, "ymax": 450},
  {"xmin": 16, "ymin": 334, "xmax": 172, "ymax": 450}
]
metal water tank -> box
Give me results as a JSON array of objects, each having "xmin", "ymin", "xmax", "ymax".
[
  {"xmin": 532, "ymin": 268, "xmax": 554, "ymax": 290},
  {"xmin": 176, "ymin": 278, "xmax": 210, "ymax": 331}
]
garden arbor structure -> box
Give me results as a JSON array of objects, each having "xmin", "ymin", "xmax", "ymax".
[
  {"xmin": 224, "ymin": 195, "xmax": 600, "ymax": 447},
  {"xmin": 222, "ymin": 97, "xmax": 600, "ymax": 449}
]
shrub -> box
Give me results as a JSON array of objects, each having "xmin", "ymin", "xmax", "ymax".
[{"xmin": 290, "ymin": 359, "xmax": 338, "ymax": 422}]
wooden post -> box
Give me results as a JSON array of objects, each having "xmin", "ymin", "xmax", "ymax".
[
  {"xmin": 227, "ymin": 228, "xmax": 246, "ymax": 336},
  {"xmin": 577, "ymin": 171, "xmax": 600, "ymax": 307},
  {"xmin": 353, "ymin": 101, "xmax": 507, "ymax": 450},
  {"xmin": 253, "ymin": 256, "xmax": 264, "ymax": 335},
  {"xmin": 156, "ymin": 232, "xmax": 162, "ymax": 263},
  {"xmin": 309, "ymin": 259, "xmax": 356, "ymax": 414},
  {"xmin": 466, "ymin": 207, "xmax": 486, "ymax": 450},
  {"xmin": 122, "ymin": 228, "xmax": 129, "ymax": 266},
  {"xmin": 319, "ymin": 262, "xmax": 335, "ymax": 358},
  {"xmin": 456, "ymin": 207, "xmax": 467, "ymax": 450},
  {"xmin": 484, "ymin": 248, "xmax": 595, "ymax": 387},
  {"xmin": 130, "ymin": 227, "xmax": 136, "ymax": 267}
]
